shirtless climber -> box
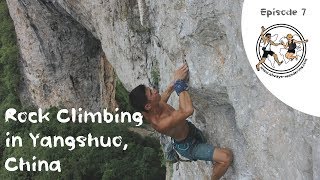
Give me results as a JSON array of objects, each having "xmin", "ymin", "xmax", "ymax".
[{"xmin": 129, "ymin": 64, "xmax": 233, "ymax": 180}]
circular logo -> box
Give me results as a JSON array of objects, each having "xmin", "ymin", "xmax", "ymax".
[
  {"xmin": 242, "ymin": 0, "xmax": 320, "ymax": 117},
  {"xmin": 255, "ymin": 24, "xmax": 307, "ymax": 78}
]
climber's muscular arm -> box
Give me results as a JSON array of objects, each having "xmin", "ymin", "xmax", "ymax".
[
  {"xmin": 271, "ymin": 41, "xmax": 281, "ymax": 46},
  {"xmin": 161, "ymin": 82, "xmax": 174, "ymax": 103},
  {"xmin": 294, "ymin": 39, "xmax": 308, "ymax": 44},
  {"xmin": 261, "ymin": 26, "xmax": 267, "ymax": 42},
  {"xmin": 161, "ymin": 63, "xmax": 189, "ymax": 103},
  {"xmin": 154, "ymin": 91, "xmax": 194, "ymax": 133},
  {"xmin": 155, "ymin": 63, "xmax": 191, "ymax": 132}
]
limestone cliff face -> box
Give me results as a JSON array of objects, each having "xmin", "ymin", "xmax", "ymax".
[
  {"xmin": 6, "ymin": 0, "xmax": 320, "ymax": 179},
  {"xmin": 7, "ymin": 0, "xmax": 117, "ymax": 111}
]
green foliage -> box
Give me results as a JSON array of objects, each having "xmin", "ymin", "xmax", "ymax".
[
  {"xmin": 0, "ymin": 0, "xmax": 21, "ymax": 167},
  {"xmin": 0, "ymin": 0, "xmax": 20, "ymax": 114},
  {"xmin": 115, "ymin": 78, "xmax": 134, "ymax": 113}
]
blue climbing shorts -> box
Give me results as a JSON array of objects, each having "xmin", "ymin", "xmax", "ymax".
[{"xmin": 173, "ymin": 121, "xmax": 214, "ymax": 161}]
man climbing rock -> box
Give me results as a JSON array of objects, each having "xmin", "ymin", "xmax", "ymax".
[{"xmin": 129, "ymin": 64, "xmax": 233, "ymax": 180}]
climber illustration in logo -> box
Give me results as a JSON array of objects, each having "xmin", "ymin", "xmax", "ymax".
[
  {"xmin": 255, "ymin": 24, "xmax": 308, "ymax": 78},
  {"xmin": 256, "ymin": 26, "xmax": 283, "ymax": 71},
  {"xmin": 281, "ymin": 34, "xmax": 308, "ymax": 61}
]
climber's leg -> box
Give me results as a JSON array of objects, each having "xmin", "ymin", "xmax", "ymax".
[
  {"xmin": 256, "ymin": 57, "xmax": 266, "ymax": 71},
  {"xmin": 211, "ymin": 148, "xmax": 233, "ymax": 180},
  {"xmin": 273, "ymin": 54, "xmax": 283, "ymax": 65}
]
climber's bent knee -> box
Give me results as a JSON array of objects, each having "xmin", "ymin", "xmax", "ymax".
[{"xmin": 213, "ymin": 148, "xmax": 233, "ymax": 165}]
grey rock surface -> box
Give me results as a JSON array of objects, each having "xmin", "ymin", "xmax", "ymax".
[
  {"xmin": 6, "ymin": 0, "xmax": 320, "ymax": 179},
  {"xmin": 7, "ymin": 0, "xmax": 116, "ymax": 111}
]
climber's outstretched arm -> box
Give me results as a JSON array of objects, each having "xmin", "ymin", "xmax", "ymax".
[
  {"xmin": 161, "ymin": 83, "xmax": 174, "ymax": 103},
  {"xmin": 294, "ymin": 39, "xmax": 308, "ymax": 44},
  {"xmin": 161, "ymin": 63, "xmax": 189, "ymax": 103},
  {"xmin": 271, "ymin": 40, "xmax": 281, "ymax": 46},
  {"xmin": 260, "ymin": 26, "xmax": 267, "ymax": 41}
]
